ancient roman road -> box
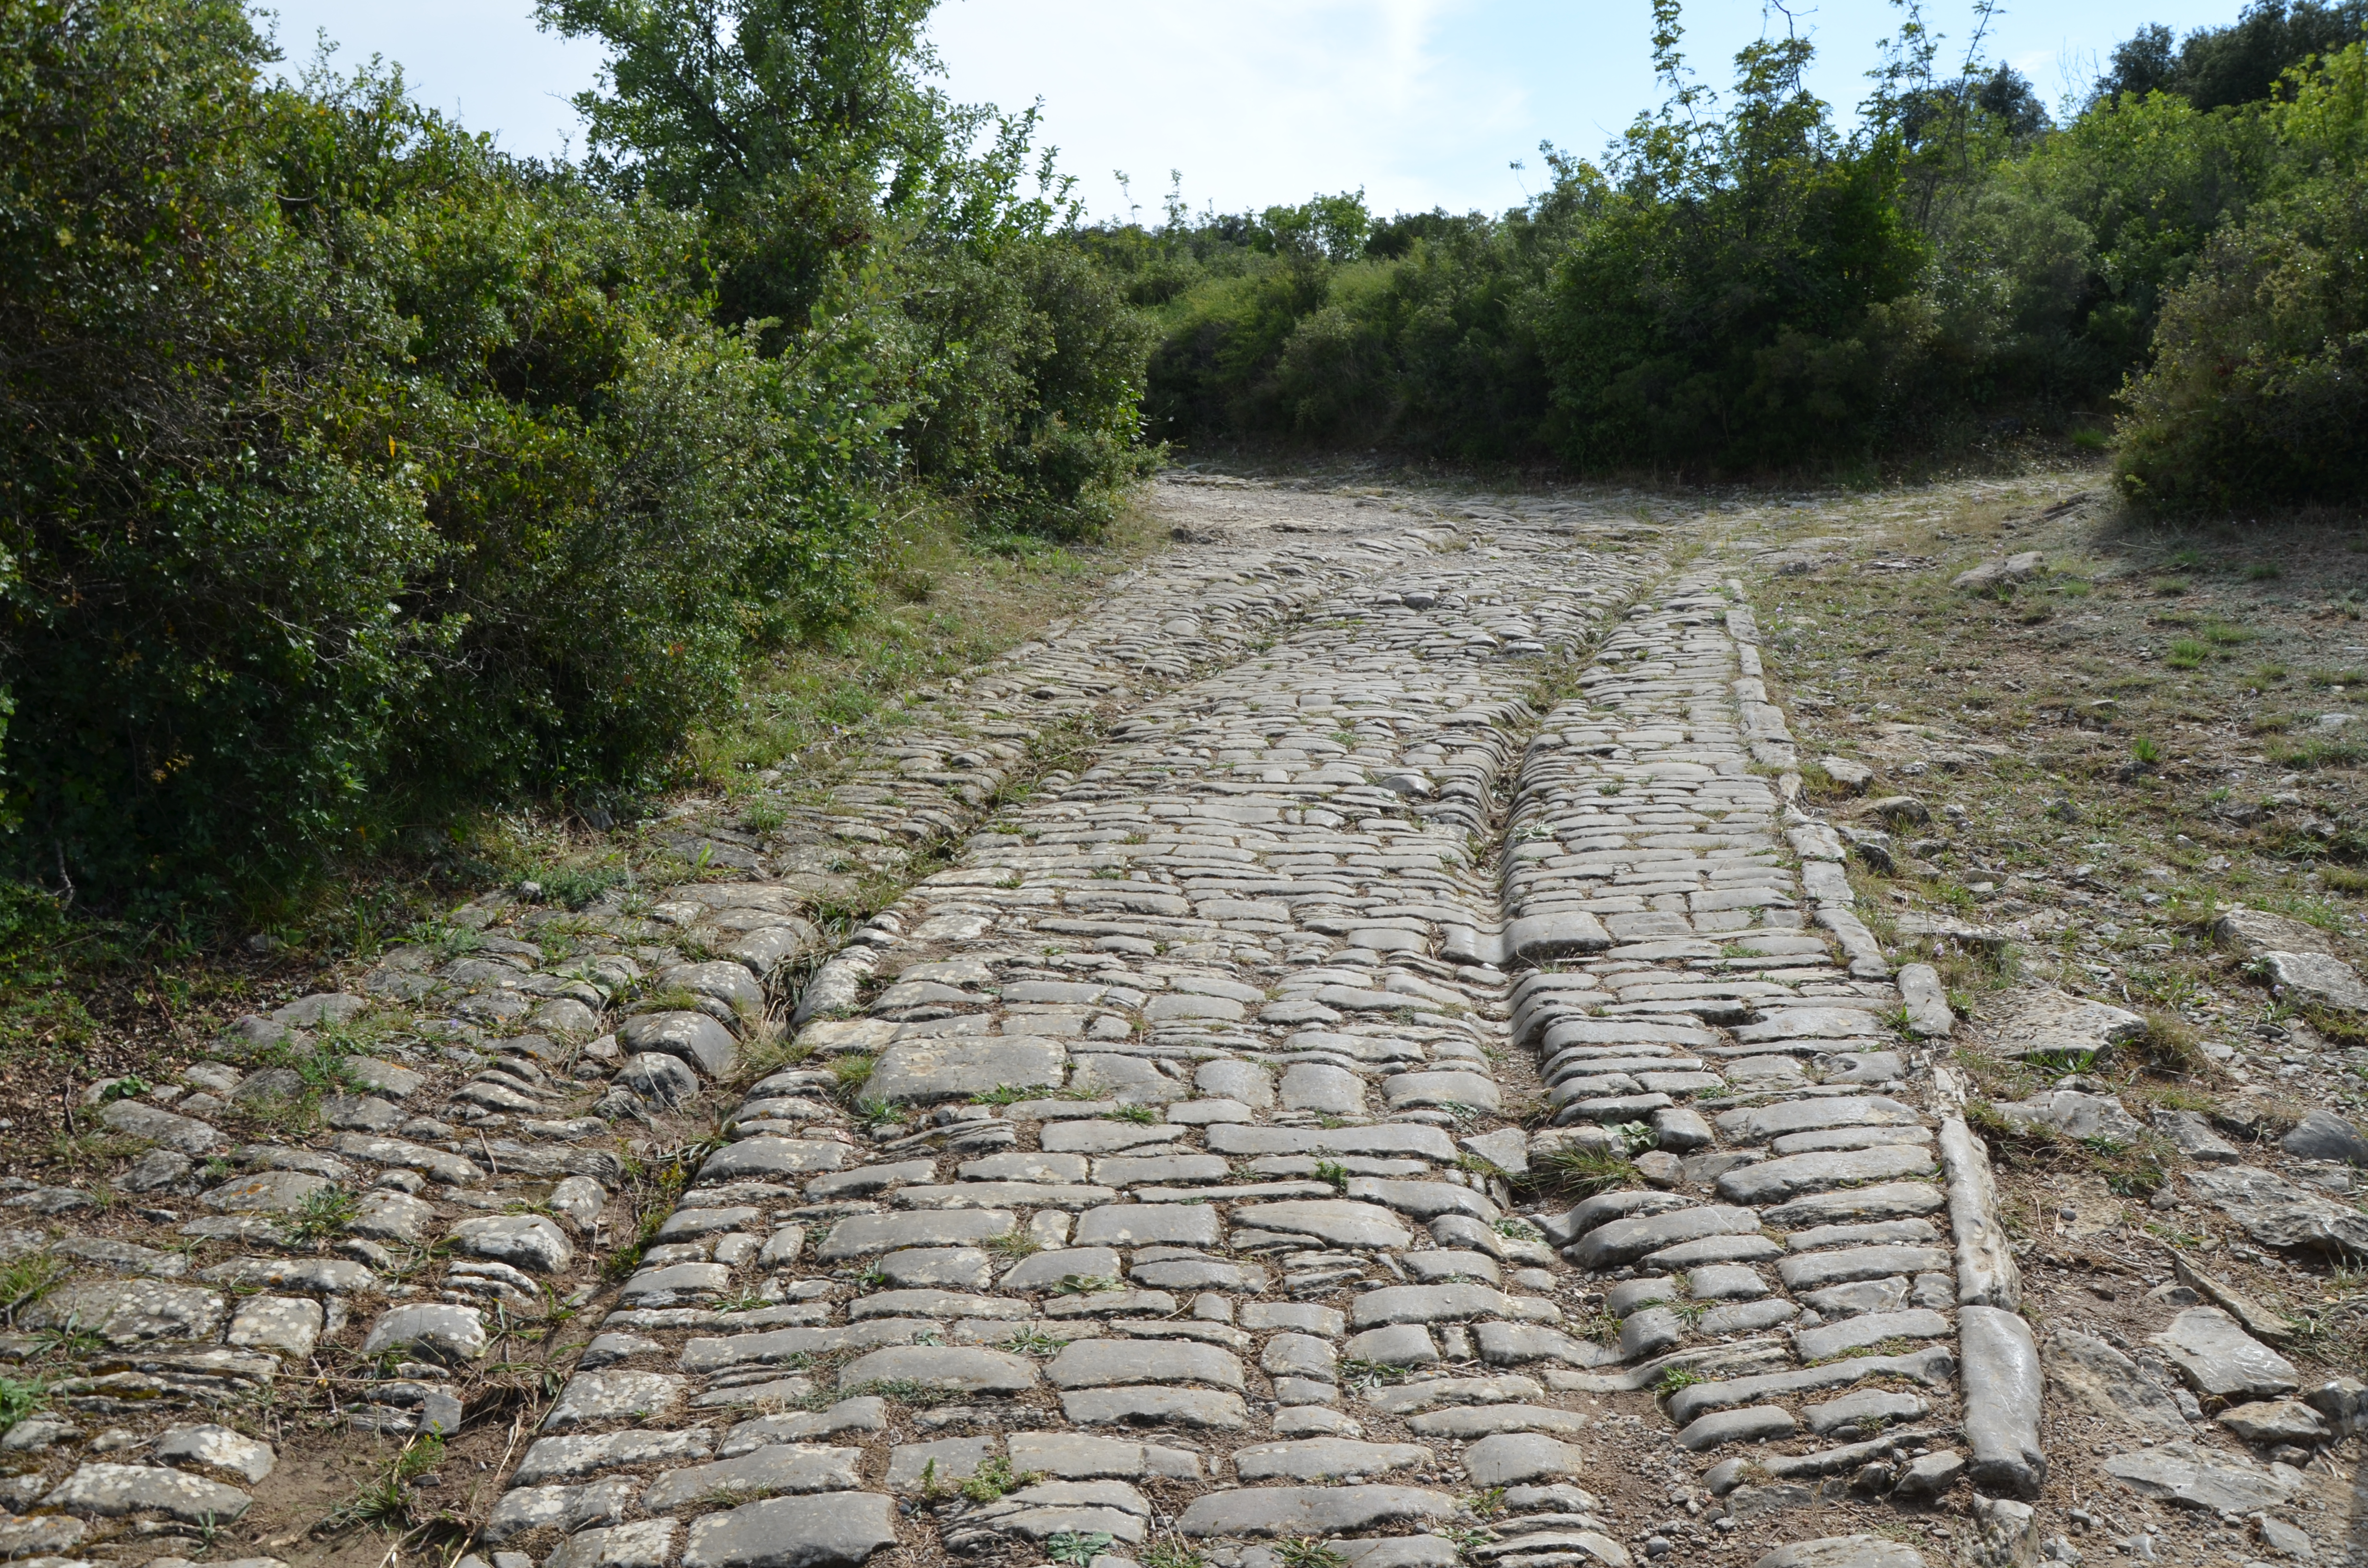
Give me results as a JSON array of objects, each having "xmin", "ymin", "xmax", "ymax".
[{"xmin": 9, "ymin": 480, "xmax": 2052, "ymax": 1568}]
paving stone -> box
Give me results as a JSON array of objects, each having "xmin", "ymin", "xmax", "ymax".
[
  {"xmin": 1795, "ymin": 1307, "xmax": 1950, "ymax": 1361},
  {"xmin": 21, "ymin": 1279, "xmax": 226, "ymax": 1345},
  {"xmin": 2151, "ymin": 1306, "xmax": 2300, "ymax": 1399},
  {"xmin": 1460, "ymin": 1432, "xmax": 1582, "ymax": 1485},
  {"xmin": 1001, "ymin": 1248, "xmax": 1123, "ymax": 1291},
  {"xmin": 699, "ymin": 1137, "xmax": 851, "ymax": 1182},
  {"xmin": 816, "ymin": 1210, "xmax": 1017, "ymax": 1259},
  {"xmin": 226, "ymin": 1295, "xmax": 321, "ymax": 1358},
  {"xmin": 718, "ymin": 1400, "xmax": 890, "ymax": 1457},
  {"xmin": 1231, "ymin": 1199, "xmax": 1411, "ymax": 1249},
  {"xmin": 202, "ymin": 1169, "xmax": 332, "ymax": 1213},
  {"xmin": 1059, "ymin": 1387, "xmax": 1248, "ymax": 1428},
  {"xmin": 1749, "ymin": 1537, "xmax": 1926, "ymax": 1568},
  {"xmin": 349, "ymin": 1188, "xmax": 438, "ymax": 1244},
  {"xmin": 1989, "ymin": 1090, "xmax": 2144, "ymax": 1143},
  {"xmin": 1568, "ymin": 1204, "xmax": 1761, "ymax": 1268},
  {"xmin": 1803, "ymin": 1388, "xmax": 1928, "ymax": 1437},
  {"xmin": 449, "ymin": 1214, "xmax": 575, "ymax": 1274},
  {"xmin": 1406, "ymin": 1405, "xmax": 1591, "ymax": 1439},
  {"xmin": 1280, "ymin": 1063, "xmax": 1368, "ymax": 1113},
  {"xmin": 1261, "ymin": 1333, "xmax": 1338, "ymax": 1382},
  {"xmin": 330, "ymin": 1133, "xmax": 481, "ymax": 1185},
  {"xmin": 1777, "ymin": 1246, "xmax": 1950, "ymax": 1290},
  {"xmin": 1677, "ymin": 1404, "xmax": 1795, "ymax": 1451},
  {"xmin": 546, "ymin": 1371, "xmax": 686, "ymax": 1428},
  {"xmin": 154, "ymin": 1423, "xmax": 276, "ymax": 1482},
  {"xmin": 1760, "ymin": 1181, "xmax": 1946, "ymax": 1229},
  {"xmin": 513, "ymin": 1428, "xmax": 715, "ymax": 1484},
  {"xmin": 1715, "ymin": 1145, "xmax": 1937, "ymax": 1205},
  {"xmin": 1241, "ymin": 1302, "xmax": 1345, "ymax": 1335},
  {"xmin": 1007, "ymin": 1432, "xmax": 1203, "ymax": 1479},
  {"xmin": 484, "ymin": 1478, "xmax": 643, "ymax": 1543},
  {"xmin": 679, "ymin": 1493, "xmax": 900, "ymax": 1568},
  {"xmin": 644, "ymin": 1445, "xmax": 865, "ymax": 1509},
  {"xmin": 361, "ymin": 1303, "xmax": 488, "ymax": 1363},
  {"xmin": 1233, "ymin": 1437, "xmax": 1432, "ymax": 1481},
  {"xmin": 619, "ymin": 1051, "xmax": 699, "ymax": 1103},
  {"xmin": 97, "ymin": 1100, "xmax": 228, "ymax": 1155},
  {"xmin": 836, "ymin": 1346, "xmax": 1036, "ymax": 1394},
  {"xmin": 865, "ymin": 1036, "xmax": 1065, "ymax": 1103},
  {"xmin": 1073, "ymin": 1204, "xmax": 1223, "ymax": 1247},
  {"xmin": 1961, "ymin": 1304, "xmax": 2046, "ymax": 1499},
  {"xmin": 1047, "ymin": 1339, "xmax": 1243, "ymax": 1390},
  {"xmin": 41, "ymin": 1463, "xmax": 253, "ymax": 1522},
  {"xmin": 1176, "ymin": 1483, "xmax": 1457, "ymax": 1539}
]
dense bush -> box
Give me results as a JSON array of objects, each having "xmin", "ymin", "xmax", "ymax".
[
  {"xmin": 1130, "ymin": 0, "xmax": 2365, "ymax": 501},
  {"xmin": 0, "ymin": 0, "xmax": 1155, "ymax": 901},
  {"xmin": 2117, "ymin": 44, "xmax": 2368, "ymax": 506}
]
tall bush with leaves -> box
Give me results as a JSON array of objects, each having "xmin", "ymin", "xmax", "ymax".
[
  {"xmin": 2116, "ymin": 43, "xmax": 2368, "ymax": 507},
  {"xmin": 0, "ymin": 0, "xmax": 892, "ymax": 897}
]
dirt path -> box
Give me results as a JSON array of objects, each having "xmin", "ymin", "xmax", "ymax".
[{"xmin": 6, "ymin": 471, "xmax": 2363, "ymax": 1568}]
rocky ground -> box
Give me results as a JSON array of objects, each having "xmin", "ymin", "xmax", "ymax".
[{"xmin": 2, "ymin": 470, "xmax": 2362, "ymax": 1568}]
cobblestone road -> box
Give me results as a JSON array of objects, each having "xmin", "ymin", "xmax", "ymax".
[{"xmin": 1, "ymin": 479, "xmax": 2083, "ymax": 1568}]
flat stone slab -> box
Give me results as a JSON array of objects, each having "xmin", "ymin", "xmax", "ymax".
[
  {"xmin": 486, "ymin": 1478, "xmax": 642, "ymax": 1542},
  {"xmin": 1777, "ymin": 1246, "xmax": 1949, "ymax": 1290},
  {"xmin": 1794, "ymin": 1308, "xmax": 1950, "ymax": 1362},
  {"xmin": 1073, "ymin": 1204, "xmax": 1224, "ymax": 1248},
  {"xmin": 699, "ymin": 1138, "xmax": 851, "ymax": 1182},
  {"xmin": 22, "ymin": 1279, "xmax": 226, "ymax": 1345},
  {"xmin": 330, "ymin": 1133, "xmax": 480, "ymax": 1185},
  {"xmin": 1751, "ymin": 1539, "xmax": 1926, "ymax": 1568},
  {"xmin": 1233, "ymin": 1438, "xmax": 1431, "ymax": 1481},
  {"xmin": 42, "ymin": 1462, "xmax": 252, "ymax": 1522},
  {"xmin": 2099, "ymin": 1440, "xmax": 2305, "ymax": 1513},
  {"xmin": 515, "ymin": 1429, "xmax": 715, "ymax": 1484},
  {"xmin": 547, "ymin": 1371, "xmax": 686, "ymax": 1428},
  {"xmin": 1177, "ymin": 1483, "xmax": 1456, "ymax": 1539},
  {"xmin": 2219, "ymin": 1399, "xmax": 2330, "ymax": 1445},
  {"xmin": 1986, "ymin": 986, "xmax": 2146, "ymax": 1062},
  {"xmin": 2282, "ymin": 1109, "xmax": 2368, "ymax": 1166},
  {"xmin": 451, "ymin": 1214, "xmax": 575, "ymax": 1274},
  {"xmin": 98, "ymin": 1100, "xmax": 227, "ymax": 1154},
  {"xmin": 2044, "ymin": 1329, "xmax": 2185, "ymax": 1431},
  {"xmin": 1060, "ymin": 1387, "xmax": 1249, "ymax": 1428},
  {"xmin": 1761, "ymin": 1181, "xmax": 1947, "ymax": 1229},
  {"xmin": 202, "ymin": 1170, "xmax": 332, "ymax": 1213},
  {"xmin": 863, "ymin": 1037, "xmax": 1066, "ymax": 1105},
  {"xmin": 816, "ymin": 1210, "xmax": 1016, "ymax": 1260},
  {"xmin": 1407, "ymin": 1405, "xmax": 1591, "ymax": 1439},
  {"xmin": 1678, "ymin": 1404, "xmax": 1796, "ymax": 1451},
  {"xmin": 1717, "ymin": 1097, "xmax": 1923, "ymax": 1143},
  {"xmin": 642, "ymin": 1446, "xmax": 864, "ymax": 1510},
  {"xmin": 1716, "ymin": 1145, "xmax": 1936, "ymax": 1205},
  {"xmin": 361, "ymin": 1303, "xmax": 489, "ymax": 1363},
  {"xmin": 2257, "ymin": 949, "xmax": 2368, "ymax": 1012},
  {"xmin": 1047, "ymin": 1339, "xmax": 1243, "ymax": 1391},
  {"xmin": 1989, "ymin": 1090, "xmax": 2143, "ymax": 1143},
  {"xmin": 679, "ymin": 1493, "xmax": 900, "ymax": 1568},
  {"xmin": 1461, "ymin": 1432, "xmax": 1582, "ymax": 1486},
  {"xmin": 154, "ymin": 1423, "xmax": 276, "ymax": 1483},
  {"xmin": 2150, "ymin": 1306, "xmax": 2299, "ymax": 1399},
  {"xmin": 837, "ymin": 1346, "xmax": 1036, "ymax": 1394},
  {"xmin": 1229, "ymin": 1200, "xmax": 1412, "ymax": 1250},
  {"xmin": 2185, "ymin": 1165, "xmax": 2368, "ymax": 1256},
  {"xmin": 1570, "ymin": 1205, "xmax": 1761, "ymax": 1268}
]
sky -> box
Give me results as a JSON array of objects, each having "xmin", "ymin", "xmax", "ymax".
[{"xmin": 261, "ymin": 0, "xmax": 2253, "ymax": 222}]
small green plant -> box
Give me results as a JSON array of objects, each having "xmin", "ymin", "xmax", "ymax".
[
  {"xmin": 0, "ymin": 1255, "xmax": 69, "ymax": 1321},
  {"xmin": 2129, "ymin": 735, "xmax": 2162, "ymax": 766},
  {"xmin": 959, "ymin": 1456, "xmax": 1042, "ymax": 1503},
  {"xmin": 1492, "ymin": 1216, "xmax": 1542, "ymax": 1242},
  {"xmin": 1535, "ymin": 1143, "xmax": 1639, "ymax": 1198},
  {"xmin": 1046, "ymin": 1532, "xmax": 1116, "ymax": 1568},
  {"xmin": 1140, "ymin": 1540, "xmax": 1208, "ymax": 1568},
  {"xmin": 97, "ymin": 1076, "xmax": 148, "ymax": 1102},
  {"xmin": 983, "ymin": 1229, "xmax": 1039, "ymax": 1261},
  {"xmin": 0, "ymin": 1377, "xmax": 47, "ymax": 1426},
  {"xmin": 968, "ymin": 1085, "xmax": 1031, "ymax": 1106},
  {"xmin": 284, "ymin": 1185, "xmax": 360, "ymax": 1243},
  {"xmin": 1655, "ymin": 1365, "xmax": 1704, "ymax": 1397},
  {"xmin": 1001, "ymin": 1328, "xmax": 1070, "ymax": 1357},
  {"xmin": 1273, "ymin": 1540, "xmax": 1350, "ymax": 1568},
  {"xmin": 2245, "ymin": 562, "xmax": 2283, "ymax": 581},
  {"xmin": 2164, "ymin": 639, "xmax": 2206, "ymax": 669},
  {"xmin": 1105, "ymin": 1103, "xmax": 1157, "ymax": 1124},
  {"xmin": 1314, "ymin": 1159, "xmax": 1349, "ymax": 1191},
  {"xmin": 2151, "ymin": 576, "xmax": 2190, "ymax": 596},
  {"xmin": 1616, "ymin": 1120, "xmax": 1658, "ymax": 1155}
]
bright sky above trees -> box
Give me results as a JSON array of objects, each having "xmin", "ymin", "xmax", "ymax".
[{"xmin": 269, "ymin": 0, "xmax": 2257, "ymax": 217}]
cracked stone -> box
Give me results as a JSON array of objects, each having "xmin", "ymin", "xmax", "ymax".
[{"xmin": 2151, "ymin": 1307, "xmax": 2300, "ymax": 1400}]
